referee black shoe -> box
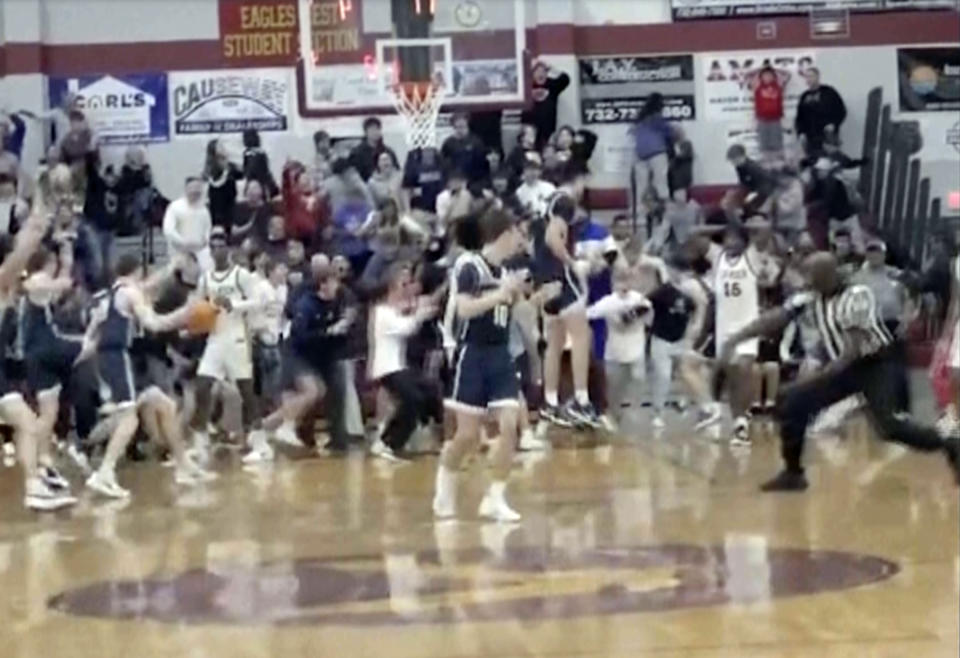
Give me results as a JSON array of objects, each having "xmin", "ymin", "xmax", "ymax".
[
  {"xmin": 944, "ymin": 441, "xmax": 960, "ymax": 486},
  {"xmin": 760, "ymin": 469, "xmax": 809, "ymax": 492}
]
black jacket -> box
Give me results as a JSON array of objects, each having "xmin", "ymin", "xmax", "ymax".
[
  {"xmin": 795, "ymin": 84, "xmax": 847, "ymax": 139},
  {"xmin": 349, "ymin": 140, "xmax": 399, "ymax": 181},
  {"xmin": 521, "ymin": 73, "xmax": 571, "ymax": 149}
]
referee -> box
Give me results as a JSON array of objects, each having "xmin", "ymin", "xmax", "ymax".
[{"xmin": 720, "ymin": 252, "xmax": 960, "ymax": 492}]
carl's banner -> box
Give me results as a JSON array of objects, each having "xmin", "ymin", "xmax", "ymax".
[
  {"xmin": 699, "ymin": 50, "xmax": 816, "ymax": 122},
  {"xmin": 48, "ymin": 73, "xmax": 169, "ymax": 144},
  {"xmin": 170, "ymin": 69, "xmax": 291, "ymax": 136}
]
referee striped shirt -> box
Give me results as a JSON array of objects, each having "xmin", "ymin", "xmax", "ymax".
[{"xmin": 785, "ymin": 284, "xmax": 894, "ymax": 360}]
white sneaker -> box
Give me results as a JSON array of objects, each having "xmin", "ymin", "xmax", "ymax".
[
  {"xmin": 242, "ymin": 430, "xmax": 275, "ymax": 464},
  {"xmin": 24, "ymin": 477, "xmax": 77, "ymax": 511},
  {"xmin": 273, "ymin": 421, "xmax": 302, "ymax": 447},
  {"xmin": 66, "ymin": 444, "xmax": 93, "ymax": 475},
  {"xmin": 598, "ymin": 415, "xmax": 618, "ymax": 434},
  {"xmin": 2, "ymin": 442, "xmax": 15, "ymax": 458},
  {"xmin": 186, "ymin": 431, "xmax": 210, "ymax": 466},
  {"xmin": 432, "ymin": 466, "xmax": 457, "ymax": 518},
  {"xmin": 694, "ymin": 403, "xmax": 723, "ymax": 431},
  {"xmin": 175, "ymin": 461, "xmax": 218, "ymax": 485},
  {"xmin": 652, "ymin": 416, "xmax": 666, "ymax": 430},
  {"xmin": 85, "ymin": 469, "xmax": 130, "ymax": 499},
  {"xmin": 478, "ymin": 491, "xmax": 521, "ymax": 523},
  {"xmin": 730, "ymin": 418, "xmax": 751, "ymax": 448},
  {"xmin": 518, "ymin": 430, "xmax": 549, "ymax": 451},
  {"xmin": 371, "ymin": 439, "xmax": 408, "ymax": 463}
]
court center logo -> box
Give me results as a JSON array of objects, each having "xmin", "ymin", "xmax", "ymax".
[{"xmin": 48, "ymin": 545, "xmax": 898, "ymax": 626}]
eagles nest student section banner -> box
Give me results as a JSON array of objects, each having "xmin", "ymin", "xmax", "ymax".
[
  {"xmin": 898, "ymin": 47, "xmax": 960, "ymax": 112},
  {"xmin": 699, "ymin": 50, "xmax": 816, "ymax": 122},
  {"xmin": 169, "ymin": 69, "xmax": 291, "ymax": 136},
  {"xmin": 48, "ymin": 74, "xmax": 169, "ymax": 145},
  {"xmin": 219, "ymin": 0, "xmax": 299, "ymax": 65},
  {"xmin": 579, "ymin": 55, "xmax": 696, "ymax": 125}
]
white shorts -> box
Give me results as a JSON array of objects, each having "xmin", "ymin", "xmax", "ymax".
[
  {"xmin": 197, "ymin": 336, "xmax": 253, "ymax": 382},
  {"xmin": 717, "ymin": 332, "xmax": 759, "ymax": 359}
]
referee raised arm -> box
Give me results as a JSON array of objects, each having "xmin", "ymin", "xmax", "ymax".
[{"xmin": 719, "ymin": 252, "xmax": 960, "ymax": 492}]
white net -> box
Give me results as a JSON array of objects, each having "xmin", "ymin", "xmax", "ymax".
[{"xmin": 390, "ymin": 82, "xmax": 444, "ymax": 149}]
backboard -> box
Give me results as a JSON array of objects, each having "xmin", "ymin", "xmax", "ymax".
[{"xmin": 296, "ymin": 0, "xmax": 528, "ymax": 117}]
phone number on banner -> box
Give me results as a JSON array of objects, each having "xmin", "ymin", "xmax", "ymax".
[{"xmin": 581, "ymin": 96, "xmax": 695, "ymax": 124}]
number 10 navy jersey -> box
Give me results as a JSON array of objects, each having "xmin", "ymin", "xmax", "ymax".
[{"xmin": 456, "ymin": 257, "xmax": 510, "ymax": 346}]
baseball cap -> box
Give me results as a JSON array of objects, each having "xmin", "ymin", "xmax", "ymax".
[{"xmin": 210, "ymin": 226, "xmax": 229, "ymax": 244}]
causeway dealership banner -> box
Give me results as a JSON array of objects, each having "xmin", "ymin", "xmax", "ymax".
[
  {"xmin": 898, "ymin": 47, "xmax": 960, "ymax": 112},
  {"xmin": 579, "ymin": 55, "xmax": 696, "ymax": 125},
  {"xmin": 671, "ymin": 0, "xmax": 956, "ymax": 19},
  {"xmin": 169, "ymin": 69, "xmax": 291, "ymax": 136},
  {"xmin": 48, "ymin": 73, "xmax": 169, "ymax": 145},
  {"xmin": 699, "ymin": 50, "xmax": 816, "ymax": 121}
]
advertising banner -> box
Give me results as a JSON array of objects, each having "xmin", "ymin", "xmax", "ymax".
[
  {"xmin": 579, "ymin": 55, "xmax": 696, "ymax": 125},
  {"xmin": 898, "ymin": 47, "xmax": 960, "ymax": 112},
  {"xmin": 699, "ymin": 50, "xmax": 816, "ymax": 122},
  {"xmin": 48, "ymin": 73, "xmax": 169, "ymax": 145},
  {"xmin": 169, "ymin": 69, "xmax": 291, "ymax": 136},
  {"xmin": 219, "ymin": 0, "xmax": 299, "ymax": 65},
  {"xmin": 671, "ymin": 0, "xmax": 954, "ymax": 20}
]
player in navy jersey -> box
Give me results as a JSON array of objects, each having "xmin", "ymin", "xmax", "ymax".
[
  {"xmin": 78, "ymin": 254, "xmax": 216, "ymax": 499},
  {"xmin": 0, "ymin": 191, "xmax": 79, "ymax": 510},
  {"xmin": 720, "ymin": 252, "xmax": 960, "ymax": 491},
  {"xmin": 532, "ymin": 191, "xmax": 598, "ymax": 427},
  {"xmin": 434, "ymin": 208, "xmax": 557, "ymax": 522}
]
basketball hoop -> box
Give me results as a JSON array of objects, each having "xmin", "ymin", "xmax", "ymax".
[{"xmin": 390, "ymin": 80, "xmax": 444, "ymax": 150}]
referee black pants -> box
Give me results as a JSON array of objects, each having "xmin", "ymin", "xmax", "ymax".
[
  {"xmin": 777, "ymin": 348, "xmax": 944, "ymax": 474},
  {"xmin": 380, "ymin": 369, "xmax": 443, "ymax": 452}
]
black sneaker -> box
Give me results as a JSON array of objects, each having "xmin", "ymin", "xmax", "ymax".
[
  {"xmin": 944, "ymin": 442, "xmax": 960, "ymax": 486},
  {"xmin": 541, "ymin": 404, "xmax": 573, "ymax": 428},
  {"xmin": 566, "ymin": 401, "xmax": 602, "ymax": 429},
  {"xmin": 760, "ymin": 469, "xmax": 809, "ymax": 492}
]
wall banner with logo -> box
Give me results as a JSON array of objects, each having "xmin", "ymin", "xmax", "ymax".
[
  {"xmin": 48, "ymin": 73, "xmax": 169, "ymax": 145},
  {"xmin": 699, "ymin": 50, "xmax": 816, "ymax": 122},
  {"xmin": 169, "ymin": 69, "xmax": 291, "ymax": 136},
  {"xmin": 898, "ymin": 47, "xmax": 960, "ymax": 112},
  {"xmin": 579, "ymin": 55, "xmax": 696, "ymax": 125},
  {"xmin": 219, "ymin": 0, "xmax": 299, "ymax": 65}
]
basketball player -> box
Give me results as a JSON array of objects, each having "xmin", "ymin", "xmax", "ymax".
[
  {"xmin": 714, "ymin": 223, "xmax": 761, "ymax": 446},
  {"xmin": 21, "ymin": 239, "xmax": 80, "ymax": 498},
  {"xmin": 434, "ymin": 209, "xmax": 546, "ymax": 522},
  {"xmin": 0, "ymin": 192, "xmax": 77, "ymax": 509},
  {"xmin": 720, "ymin": 251, "xmax": 960, "ymax": 491},
  {"xmin": 81, "ymin": 254, "xmax": 216, "ymax": 498},
  {"xmin": 189, "ymin": 228, "xmax": 266, "ymax": 463},
  {"xmin": 533, "ymin": 193, "xmax": 598, "ymax": 427}
]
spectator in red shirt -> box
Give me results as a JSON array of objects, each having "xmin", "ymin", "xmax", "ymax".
[
  {"xmin": 282, "ymin": 161, "xmax": 327, "ymax": 250},
  {"xmin": 753, "ymin": 66, "xmax": 785, "ymax": 163}
]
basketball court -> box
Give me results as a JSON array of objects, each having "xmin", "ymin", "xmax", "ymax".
[{"xmin": 0, "ymin": 405, "xmax": 957, "ymax": 657}]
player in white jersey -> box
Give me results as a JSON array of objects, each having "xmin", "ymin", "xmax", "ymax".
[
  {"xmin": 189, "ymin": 227, "xmax": 266, "ymax": 462},
  {"xmin": 714, "ymin": 223, "xmax": 760, "ymax": 446}
]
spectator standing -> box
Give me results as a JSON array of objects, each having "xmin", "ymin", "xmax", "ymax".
[
  {"xmin": 629, "ymin": 93, "xmax": 673, "ymax": 221},
  {"xmin": 795, "ymin": 67, "xmax": 847, "ymax": 157},
  {"xmin": 553, "ymin": 125, "xmax": 598, "ymax": 172},
  {"xmin": 116, "ymin": 146, "xmax": 155, "ymax": 236},
  {"xmin": 0, "ymin": 174, "xmax": 27, "ymax": 236},
  {"xmin": 321, "ymin": 158, "xmax": 375, "ymax": 273},
  {"xmin": 83, "ymin": 151, "xmax": 122, "ymax": 285},
  {"xmin": 242, "ymin": 129, "xmax": 279, "ymax": 199},
  {"xmin": 772, "ymin": 168, "xmax": 807, "ymax": 240},
  {"xmin": 754, "ymin": 65, "xmax": 785, "ymax": 163},
  {"xmin": 514, "ymin": 155, "xmax": 556, "ymax": 219},
  {"xmin": 402, "ymin": 147, "xmax": 446, "ymax": 222},
  {"xmin": 282, "ymin": 161, "xmax": 326, "ymax": 248},
  {"xmin": 434, "ymin": 168, "xmax": 473, "ymax": 235},
  {"xmin": 232, "ymin": 180, "xmax": 273, "ymax": 245},
  {"xmin": 367, "ymin": 151, "xmax": 403, "ymax": 208},
  {"xmin": 163, "ymin": 176, "xmax": 213, "ymax": 270},
  {"xmin": 441, "ymin": 112, "xmax": 486, "ymax": 184},
  {"xmin": 349, "ymin": 117, "xmax": 399, "ymax": 181},
  {"xmin": 262, "ymin": 214, "xmax": 288, "ymax": 263},
  {"xmin": 726, "ymin": 144, "xmax": 776, "ymax": 204},
  {"xmin": 311, "ymin": 130, "xmax": 334, "ymax": 189},
  {"xmin": 668, "ymin": 127, "xmax": 694, "ymax": 196},
  {"xmin": 505, "ymin": 124, "xmax": 538, "ymax": 186},
  {"xmin": 521, "ymin": 61, "xmax": 570, "ymax": 150},
  {"xmin": 204, "ymin": 139, "xmax": 243, "ymax": 231}
]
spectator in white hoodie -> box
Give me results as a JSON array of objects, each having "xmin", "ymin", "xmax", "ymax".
[
  {"xmin": 163, "ymin": 176, "xmax": 212, "ymax": 270},
  {"xmin": 587, "ymin": 266, "xmax": 652, "ymax": 430}
]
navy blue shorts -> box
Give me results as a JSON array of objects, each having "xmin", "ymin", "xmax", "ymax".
[
  {"xmin": 542, "ymin": 265, "xmax": 584, "ymax": 316},
  {"xmin": 447, "ymin": 343, "xmax": 519, "ymax": 414},
  {"xmin": 0, "ymin": 364, "xmax": 19, "ymax": 400},
  {"xmin": 26, "ymin": 339, "xmax": 81, "ymax": 395},
  {"xmin": 97, "ymin": 349, "xmax": 139, "ymax": 407}
]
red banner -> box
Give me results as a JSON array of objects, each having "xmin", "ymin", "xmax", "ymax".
[{"xmin": 219, "ymin": 0, "xmax": 299, "ymax": 65}]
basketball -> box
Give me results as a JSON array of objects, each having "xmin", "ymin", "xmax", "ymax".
[{"xmin": 185, "ymin": 300, "xmax": 220, "ymax": 335}]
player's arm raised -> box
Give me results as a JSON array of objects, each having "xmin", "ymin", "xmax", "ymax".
[{"xmin": 0, "ymin": 193, "xmax": 50, "ymax": 290}]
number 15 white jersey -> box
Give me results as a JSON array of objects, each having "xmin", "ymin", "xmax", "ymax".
[{"xmin": 715, "ymin": 250, "xmax": 760, "ymax": 341}]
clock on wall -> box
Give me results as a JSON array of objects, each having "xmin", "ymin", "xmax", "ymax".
[{"xmin": 454, "ymin": 0, "xmax": 483, "ymax": 28}]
